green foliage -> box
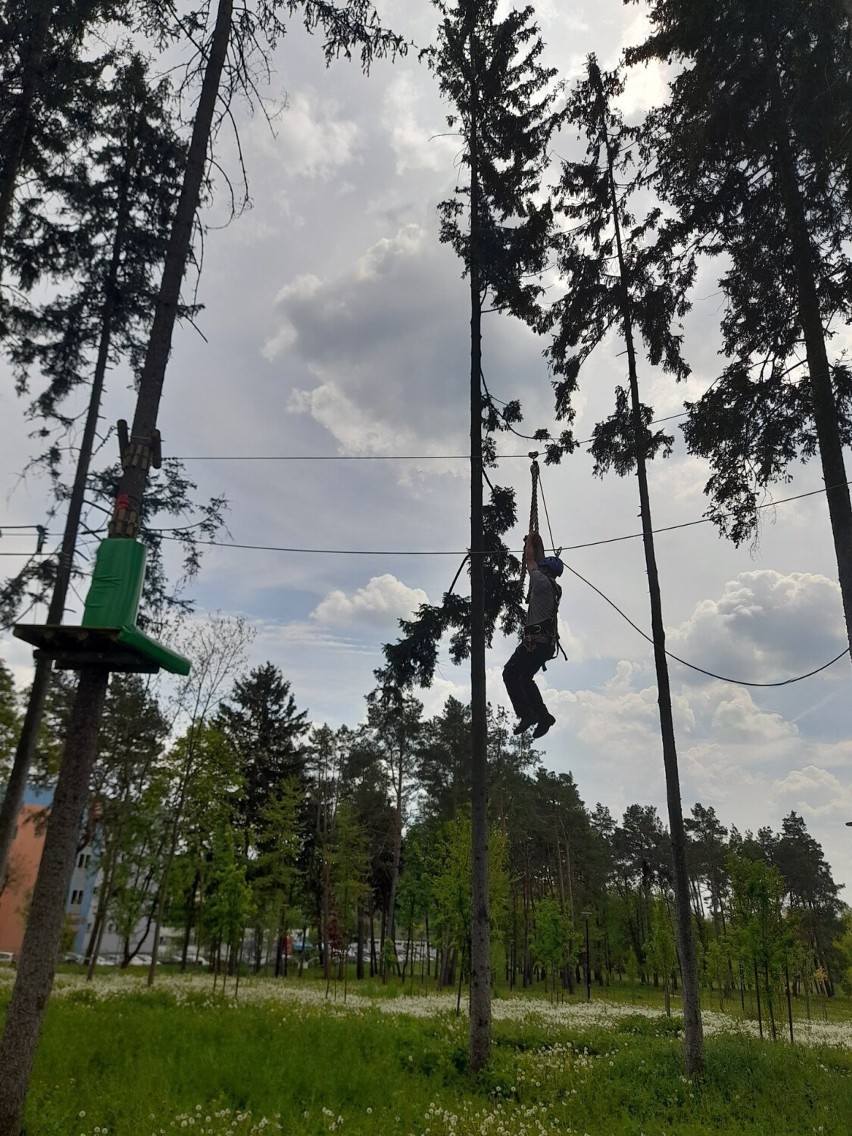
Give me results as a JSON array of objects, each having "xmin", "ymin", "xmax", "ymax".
[
  {"xmin": 331, "ymin": 799, "xmax": 369, "ymax": 939},
  {"xmin": 13, "ymin": 980, "xmax": 852, "ymax": 1135},
  {"xmin": 645, "ymin": 896, "xmax": 678, "ymax": 1014},
  {"xmin": 204, "ymin": 822, "xmax": 254, "ymax": 966},
  {"xmin": 432, "ymin": 815, "xmax": 509, "ymax": 960},
  {"xmin": 216, "ymin": 663, "xmax": 309, "ymax": 837},
  {"xmin": 727, "ymin": 850, "xmax": 797, "ymax": 1038},
  {"xmin": 255, "ymin": 777, "xmax": 302, "ymax": 901},
  {"xmin": 632, "ymin": 0, "xmax": 852, "ymax": 544},
  {"xmin": 379, "ymin": 0, "xmax": 564, "ymax": 695},
  {"xmin": 548, "ymin": 54, "xmax": 693, "ymax": 438},
  {"xmin": 0, "ymin": 659, "xmax": 20, "ymax": 784},
  {"xmin": 0, "ymin": 0, "xmax": 131, "ymax": 258},
  {"xmin": 834, "ymin": 910, "xmax": 852, "ymax": 995},
  {"xmin": 433, "ymin": 0, "xmax": 562, "ymax": 324},
  {"xmin": 0, "ymin": 46, "xmax": 229, "ymax": 628},
  {"xmin": 378, "ymin": 486, "xmax": 525, "ymax": 689},
  {"xmin": 529, "ymin": 897, "xmax": 573, "ymax": 999}
]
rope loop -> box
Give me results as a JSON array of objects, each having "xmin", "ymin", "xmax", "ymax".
[{"xmin": 521, "ymin": 454, "xmax": 541, "ymax": 588}]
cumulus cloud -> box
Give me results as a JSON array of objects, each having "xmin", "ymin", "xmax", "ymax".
[
  {"xmin": 272, "ymin": 91, "xmax": 363, "ymax": 179},
  {"xmin": 262, "ymin": 223, "xmax": 474, "ymax": 454},
  {"xmin": 311, "ymin": 573, "xmax": 428, "ymax": 629},
  {"xmin": 710, "ymin": 687, "xmax": 799, "ymax": 745},
  {"xmin": 773, "ymin": 764, "xmax": 852, "ymax": 819},
  {"xmin": 669, "ymin": 570, "xmax": 845, "ymax": 684},
  {"xmin": 381, "ymin": 72, "xmax": 456, "ymax": 175}
]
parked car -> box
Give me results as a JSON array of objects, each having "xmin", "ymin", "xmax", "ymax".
[
  {"xmin": 128, "ymin": 954, "xmax": 152, "ymax": 967},
  {"xmin": 0, "ymin": 951, "xmax": 14, "ymax": 965}
]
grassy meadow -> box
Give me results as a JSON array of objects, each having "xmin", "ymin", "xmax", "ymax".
[{"xmin": 2, "ymin": 969, "xmax": 851, "ymax": 1136}]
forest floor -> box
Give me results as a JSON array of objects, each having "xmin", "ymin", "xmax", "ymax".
[{"xmin": 1, "ymin": 969, "xmax": 850, "ymax": 1135}]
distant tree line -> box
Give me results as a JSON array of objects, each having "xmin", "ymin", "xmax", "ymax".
[{"xmin": 1, "ymin": 648, "xmax": 845, "ymax": 1026}]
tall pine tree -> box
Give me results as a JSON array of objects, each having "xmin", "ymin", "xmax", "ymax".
[
  {"xmin": 427, "ymin": 0, "xmax": 562, "ymax": 1071},
  {"xmin": 629, "ymin": 0, "xmax": 852, "ymax": 661}
]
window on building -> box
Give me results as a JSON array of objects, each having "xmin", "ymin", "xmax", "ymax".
[{"xmin": 70, "ymin": 890, "xmax": 83, "ymax": 905}]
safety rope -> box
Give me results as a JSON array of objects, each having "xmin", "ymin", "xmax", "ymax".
[
  {"xmin": 529, "ymin": 454, "xmax": 540, "ymax": 535},
  {"xmin": 520, "ymin": 453, "xmax": 568, "ymax": 664},
  {"xmin": 521, "ymin": 453, "xmax": 541, "ymax": 590}
]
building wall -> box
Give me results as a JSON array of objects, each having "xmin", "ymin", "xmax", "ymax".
[{"xmin": 0, "ymin": 803, "xmax": 47, "ymax": 955}]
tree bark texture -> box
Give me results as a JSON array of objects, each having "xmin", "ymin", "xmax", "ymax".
[
  {"xmin": 0, "ymin": 668, "xmax": 108, "ymax": 1136},
  {"xmin": 109, "ymin": 0, "xmax": 234, "ymax": 539},
  {"xmin": 766, "ymin": 69, "xmax": 852, "ymax": 663},
  {"xmin": 0, "ymin": 126, "xmax": 137, "ymax": 887},
  {"xmin": 467, "ymin": 92, "xmax": 491, "ymax": 1074},
  {"xmin": 0, "ymin": 1, "xmax": 52, "ymax": 261},
  {"xmin": 598, "ymin": 90, "xmax": 704, "ymax": 1077},
  {"xmin": 0, "ymin": 4, "xmax": 234, "ymax": 1128}
]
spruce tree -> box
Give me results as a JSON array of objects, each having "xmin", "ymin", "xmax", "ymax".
[
  {"xmin": 546, "ymin": 55, "xmax": 703, "ymax": 1075},
  {"xmin": 0, "ymin": 51, "xmax": 202, "ymax": 891},
  {"xmin": 0, "ymin": 0, "xmax": 129, "ymax": 276},
  {"xmin": 629, "ymin": 0, "xmax": 852, "ymax": 660},
  {"xmin": 216, "ymin": 663, "xmax": 309, "ymax": 839},
  {"xmin": 386, "ymin": 0, "xmax": 562, "ymax": 1069}
]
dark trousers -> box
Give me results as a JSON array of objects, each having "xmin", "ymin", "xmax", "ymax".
[{"xmin": 503, "ymin": 640, "xmax": 552, "ymax": 721}]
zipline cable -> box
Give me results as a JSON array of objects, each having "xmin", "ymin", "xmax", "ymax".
[
  {"xmin": 562, "ymin": 560, "xmax": 850, "ymax": 688},
  {"xmin": 171, "ymin": 412, "xmax": 691, "ymax": 461},
  {"xmin": 14, "ymin": 478, "xmax": 852, "ymax": 556}
]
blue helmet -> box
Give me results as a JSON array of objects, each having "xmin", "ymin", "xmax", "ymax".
[{"xmin": 538, "ymin": 556, "xmax": 564, "ymax": 577}]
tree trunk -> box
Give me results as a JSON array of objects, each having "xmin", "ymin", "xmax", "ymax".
[
  {"xmin": 766, "ymin": 69, "xmax": 852, "ymax": 663},
  {"xmin": 0, "ymin": 1, "xmax": 52, "ymax": 261},
  {"xmin": 595, "ymin": 69, "xmax": 704, "ymax": 1078},
  {"xmin": 0, "ymin": 667, "xmax": 108, "ymax": 1136},
  {"xmin": 0, "ymin": 6, "xmax": 234, "ymax": 1129},
  {"xmin": 382, "ymin": 749, "xmax": 404, "ymax": 983},
  {"xmin": 149, "ymin": 746, "xmax": 198, "ymax": 988},
  {"xmin": 321, "ymin": 857, "xmax": 331, "ymax": 982},
  {"xmin": 85, "ymin": 840, "xmax": 119, "ymax": 980},
  {"xmin": 464, "ymin": 7, "xmax": 491, "ymax": 1074},
  {"xmin": 0, "ymin": 102, "xmax": 143, "ymax": 886},
  {"xmin": 109, "ymin": 0, "xmax": 233, "ymax": 541}
]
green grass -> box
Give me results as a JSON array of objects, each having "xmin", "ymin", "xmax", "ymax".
[{"xmin": 3, "ymin": 974, "xmax": 852, "ymax": 1136}]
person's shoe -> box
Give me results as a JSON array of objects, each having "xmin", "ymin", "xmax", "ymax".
[
  {"xmin": 532, "ymin": 713, "xmax": 556, "ymax": 739},
  {"xmin": 513, "ymin": 715, "xmax": 537, "ymax": 735}
]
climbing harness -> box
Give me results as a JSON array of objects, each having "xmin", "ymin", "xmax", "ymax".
[{"xmin": 521, "ymin": 453, "xmax": 567, "ymax": 664}]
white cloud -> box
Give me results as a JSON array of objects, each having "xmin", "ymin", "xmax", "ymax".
[
  {"xmin": 354, "ymin": 224, "xmax": 429, "ymax": 281},
  {"xmin": 311, "ymin": 574, "xmax": 428, "ymax": 628},
  {"xmin": 271, "ymin": 91, "xmax": 363, "ymax": 179},
  {"xmin": 381, "ymin": 72, "xmax": 456, "ymax": 175},
  {"xmin": 261, "ymin": 223, "xmax": 474, "ymax": 456},
  {"xmin": 773, "ymin": 764, "xmax": 852, "ymax": 820},
  {"xmin": 710, "ymin": 687, "xmax": 799, "ymax": 745},
  {"xmin": 288, "ymin": 381, "xmax": 413, "ymax": 454},
  {"xmin": 669, "ymin": 570, "xmax": 845, "ymax": 683}
]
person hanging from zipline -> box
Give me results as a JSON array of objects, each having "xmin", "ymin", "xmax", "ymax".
[{"xmin": 503, "ymin": 530, "xmax": 564, "ymax": 739}]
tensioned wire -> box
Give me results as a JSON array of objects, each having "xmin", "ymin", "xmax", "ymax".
[
  {"xmin": 531, "ymin": 464, "xmax": 851, "ymax": 689},
  {"xmin": 7, "ymin": 465, "xmax": 850, "ymax": 687},
  {"xmin": 151, "ymin": 478, "xmax": 849, "ymax": 689},
  {"xmin": 12, "ymin": 480, "xmax": 844, "ymax": 554},
  {"xmin": 168, "ymin": 412, "xmax": 691, "ymax": 461}
]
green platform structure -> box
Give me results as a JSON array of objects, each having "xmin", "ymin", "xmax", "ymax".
[{"xmin": 14, "ymin": 538, "xmax": 191, "ymax": 676}]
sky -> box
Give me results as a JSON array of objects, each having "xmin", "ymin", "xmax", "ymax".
[{"xmin": 2, "ymin": 0, "xmax": 852, "ymax": 895}]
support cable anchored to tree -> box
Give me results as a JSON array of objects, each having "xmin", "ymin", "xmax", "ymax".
[
  {"xmin": 561, "ymin": 561, "xmax": 851, "ymax": 687},
  {"xmin": 15, "ymin": 475, "xmax": 852, "ymax": 559}
]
